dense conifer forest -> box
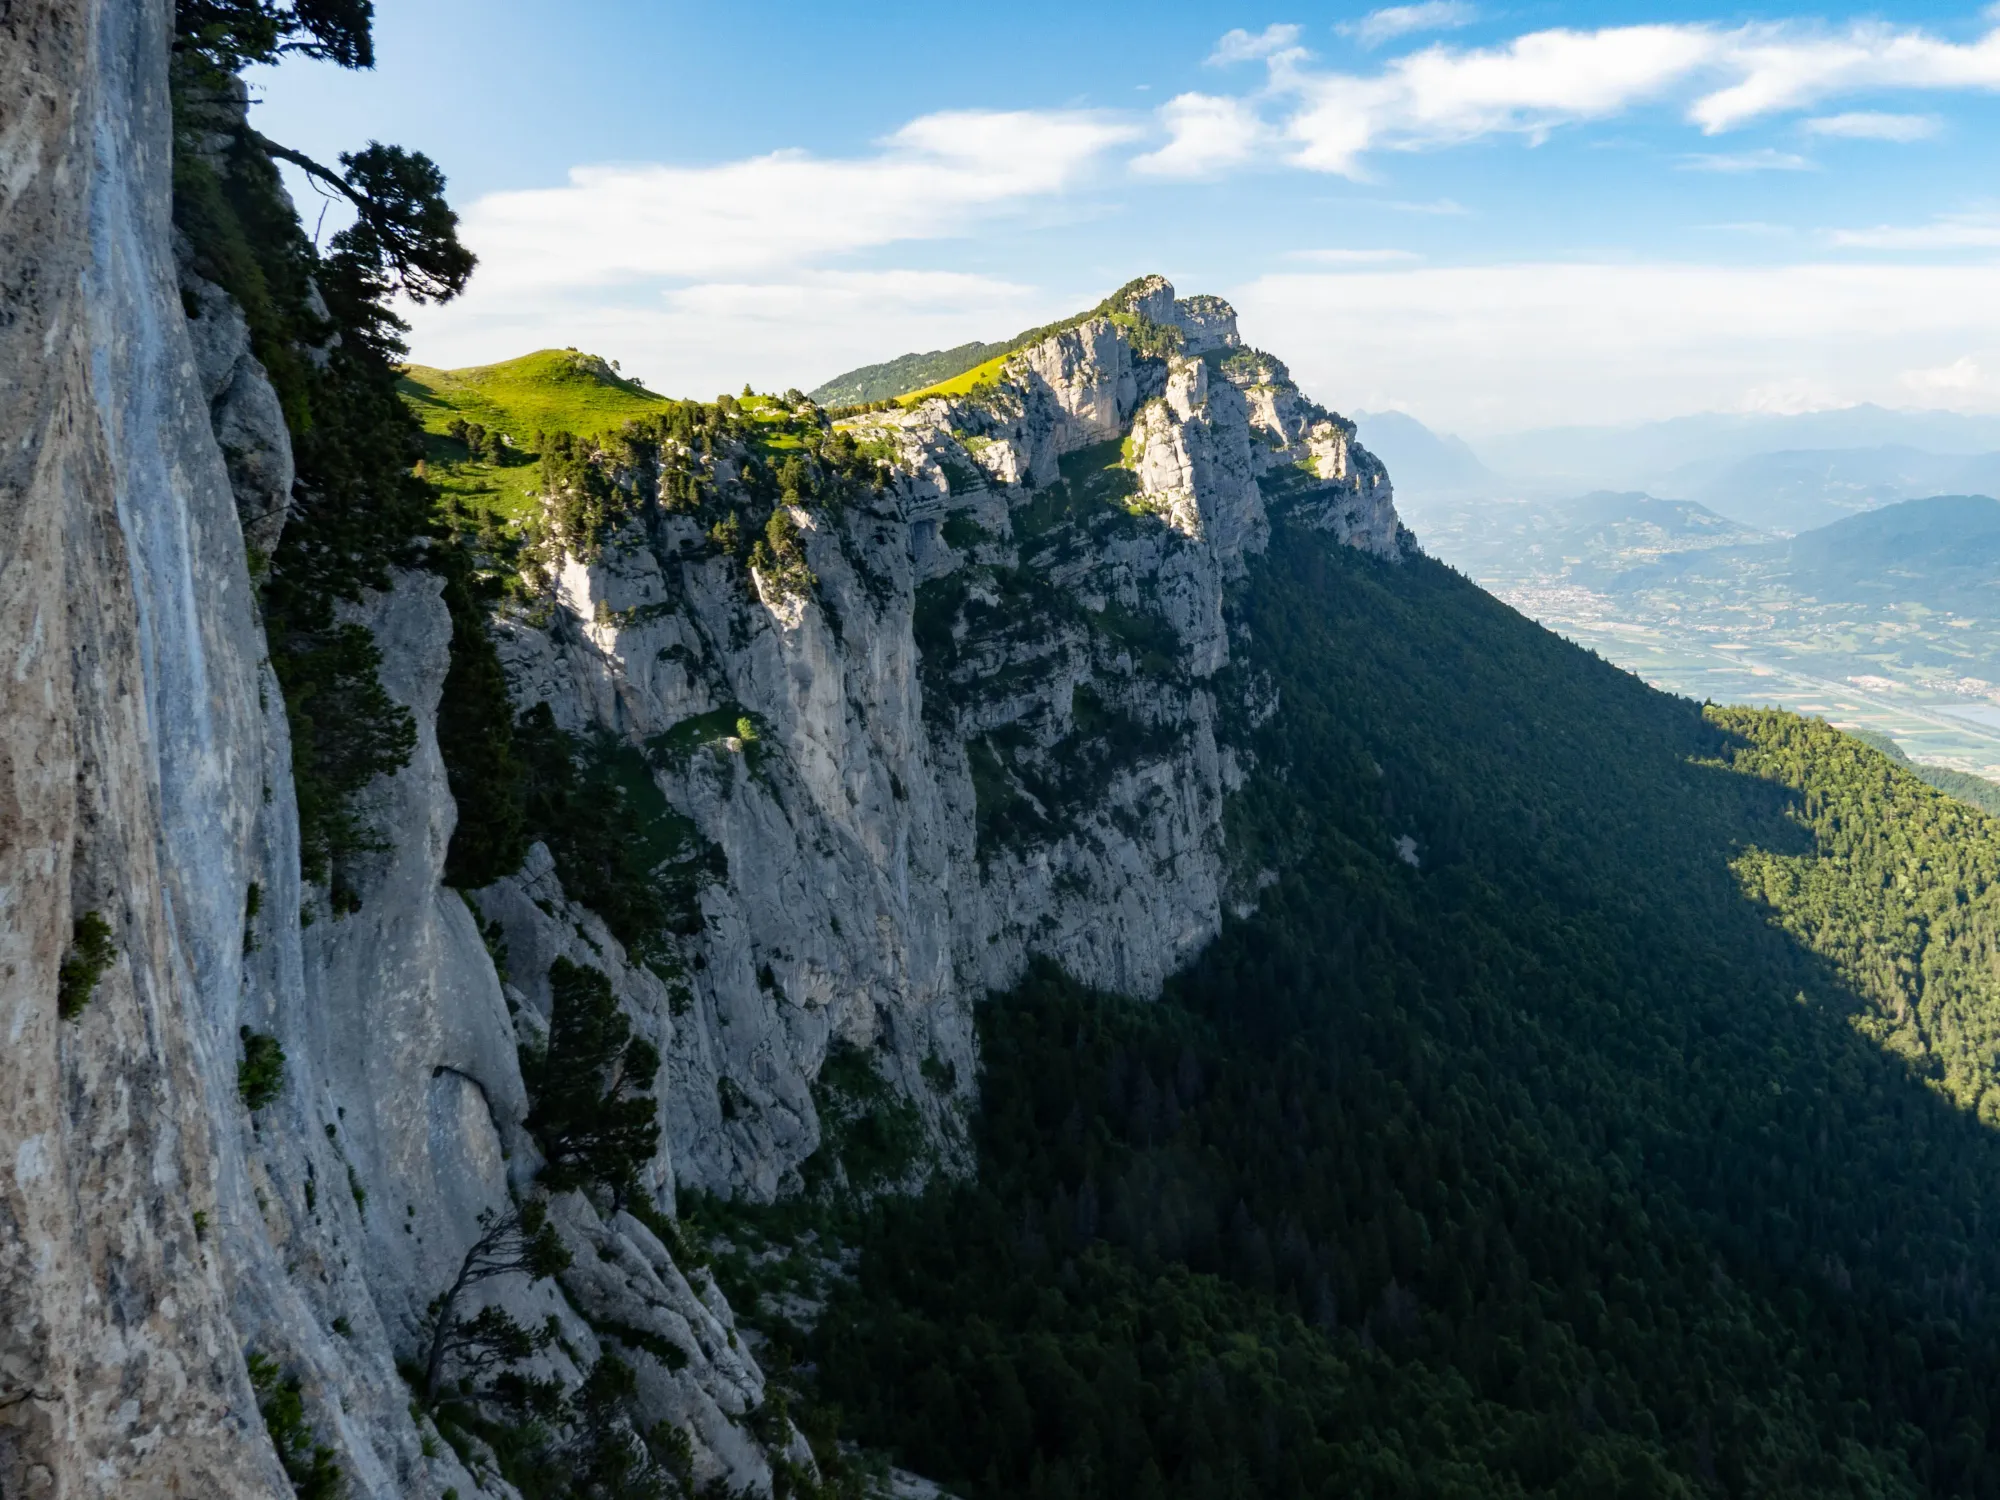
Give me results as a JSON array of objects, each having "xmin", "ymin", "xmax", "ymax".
[{"xmin": 698, "ymin": 527, "xmax": 2000, "ymax": 1499}]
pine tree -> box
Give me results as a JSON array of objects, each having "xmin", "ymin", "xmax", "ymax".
[
  {"xmin": 420, "ymin": 1199, "xmax": 571, "ymax": 1409},
  {"xmin": 527, "ymin": 959, "xmax": 661, "ymax": 1204}
]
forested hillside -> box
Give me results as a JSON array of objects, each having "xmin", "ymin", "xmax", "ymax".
[{"xmin": 711, "ymin": 526, "xmax": 2000, "ymax": 1498}]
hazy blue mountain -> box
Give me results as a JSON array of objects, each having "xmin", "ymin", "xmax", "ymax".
[
  {"xmin": 1480, "ymin": 406, "xmax": 2000, "ymax": 492},
  {"xmin": 1351, "ymin": 409, "xmax": 1495, "ymax": 494},
  {"xmin": 1775, "ymin": 494, "xmax": 2000, "ymax": 604},
  {"xmin": 1674, "ymin": 446, "xmax": 2000, "ymax": 534},
  {"xmin": 1408, "ymin": 487, "xmax": 1762, "ymax": 583}
]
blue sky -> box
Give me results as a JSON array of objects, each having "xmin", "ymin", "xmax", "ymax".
[{"xmin": 251, "ymin": 1, "xmax": 2000, "ymax": 434}]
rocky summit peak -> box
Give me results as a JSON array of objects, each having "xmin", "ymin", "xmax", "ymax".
[{"xmin": 1113, "ymin": 274, "xmax": 1244, "ymax": 355}]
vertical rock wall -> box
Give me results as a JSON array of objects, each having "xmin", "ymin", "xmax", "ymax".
[
  {"xmin": 2, "ymin": 0, "xmax": 298, "ymax": 1493},
  {"xmin": 0, "ymin": 5, "xmax": 1403, "ymax": 1490}
]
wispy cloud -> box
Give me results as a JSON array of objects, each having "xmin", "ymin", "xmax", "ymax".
[
  {"xmin": 1702, "ymin": 221, "xmax": 1798, "ymax": 234},
  {"xmin": 1192, "ymin": 17, "xmax": 2000, "ymax": 176},
  {"xmin": 1341, "ymin": 2, "xmax": 1479, "ymax": 48},
  {"xmin": 457, "ymin": 110, "xmax": 1140, "ymax": 291},
  {"xmin": 1207, "ymin": 24, "xmax": 1303, "ymax": 66},
  {"xmin": 1829, "ymin": 211, "xmax": 2000, "ymax": 249},
  {"xmin": 1802, "ymin": 110, "xmax": 1940, "ymax": 140},
  {"xmin": 1131, "ymin": 93, "xmax": 1274, "ymax": 177},
  {"xmin": 1901, "ymin": 355, "xmax": 1992, "ymax": 396},
  {"xmin": 1284, "ymin": 248, "xmax": 1423, "ymax": 262},
  {"xmin": 1677, "ymin": 148, "xmax": 1815, "ymax": 171},
  {"xmin": 1231, "ymin": 261, "xmax": 2000, "ymax": 430},
  {"xmin": 1374, "ymin": 196, "xmax": 1473, "ymax": 214}
]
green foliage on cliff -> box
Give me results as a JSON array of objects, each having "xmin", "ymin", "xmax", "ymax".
[
  {"xmin": 802, "ymin": 1042, "xmax": 927, "ymax": 1193},
  {"xmin": 237, "ymin": 1027, "xmax": 286, "ymax": 1110},
  {"xmin": 247, "ymin": 1351, "xmax": 343, "ymax": 1500},
  {"xmin": 434, "ymin": 528, "xmax": 530, "ymax": 890},
  {"xmin": 172, "ymin": 0, "xmax": 477, "ymax": 901},
  {"xmin": 56, "ymin": 912, "xmax": 116, "ymax": 1021},
  {"xmin": 797, "ymin": 528, "xmax": 2000, "ymax": 1496},
  {"xmin": 525, "ymin": 959, "xmax": 662, "ymax": 1204},
  {"xmin": 514, "ymin": 706, "xmax": 723, "ymax": 962}
]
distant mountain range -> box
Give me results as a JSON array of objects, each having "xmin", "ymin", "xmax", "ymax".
[
  {"xmin": 1638, "ymin": 493, "xmax": 2000, "ymax": 610},
  {"xmin": 1351, "ymin": 410, "xmax": 1495, "ymax": 493},
  {"xmin": 1364, "ymin": 405, "xmax": 2000, "ymax": 545},
  {"xmin": 1406, "ymin": 487, "xmax": 1764, "ymax": 587},
  {"xmin": 1477, "ymin": 405, "xmax": 2000, "ymax": 494},
  {"xmin": 1673, "ymin": 447, "xmax": 2000, "ymax": 534}
]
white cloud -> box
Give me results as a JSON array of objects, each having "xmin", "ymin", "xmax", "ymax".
[
  {"xmin": 1341, "ymin": 2, "xmax": 1479, "ymax": 48},
  {"xmin": 1688, "ymin": 23, "xmax": 2000, "ymax": 132},
  {"xmin": 1901, "ymin": 355, "xmax": 1993, "ymax": 396},
  {"xmin": 1677, "ymin": 148, "xmax": 1814, "ymax": 171},
  {"xmin": 1209, "ymin": 17, "xmax": 2000, "ymax": 176},
  {"xmin": 1280, "ymin": 25, "xmax": 1723, "ymax": 173},
  {"xmin": 405, "ymin": 269, "xmax": 1067, "ymax": 400},
  {"xmin": 455, "ymin": 109, "xmax": 1140, "ymax": 292},
  {"xmin": 1803, "ymin": 110, "xmax": 1940, "ymax": 140},
  {"xmin": 1830, "ymin": 211, "xmax": 2000, "ymax": 249},
  {"xmin": 1228, "ymin": 261, "xmax": 2000, "ymax": 431},
  {"xmin": 1131, "ymin": 93, "xmax": 1274, "ymax": 177},
  {"xmin": 1208, "ymin": 24, "xmax": 1304, "ymax": 65},
  {"xmin": 1374, "ymin": 196, "xmax": 1473, "ymax": 214},
  {"xmin": 1285, "ymin": 248, "xmax": 1422, "ymax": 262}
]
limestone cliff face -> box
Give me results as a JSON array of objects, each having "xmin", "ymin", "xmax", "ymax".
[
  {"xmin": 0, "ymin": 6, "xmax": 1400, "ymax": 1493},
  {"xmin": 494, "ymin": 275, "xmax": 1404, "ymax": 1204}
]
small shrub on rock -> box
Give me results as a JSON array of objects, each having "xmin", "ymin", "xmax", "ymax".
[
  {"xmin": 239, "ymin": 1027, "xmax": 287, "ymax": 1109},
  {"xmin": 57, "ymin": 911, "xmax": 117, "ymax": 1020}
]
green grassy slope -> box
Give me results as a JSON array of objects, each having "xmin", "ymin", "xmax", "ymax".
[
  {"xmin": 710, "ymin": 524, "xmax": 2000, "ymax": 1498},
  {"xmin": 399, "ymin": 349, "xmax": 667, "ymax": 441},
  {"xmin": 808, "ymin": 339, "xmax": 1014, "ymax": 407},
  {"xmin": 399, "ymin": 350, "xmax": 670, "ymax": 520},
  {"xmin": 808, "ymin": 275, "xmax": 1181, "ymax": 407}
]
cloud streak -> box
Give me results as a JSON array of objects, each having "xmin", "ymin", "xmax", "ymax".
[
  {"xmin": 458, "ymin": 109, "xmax": 1139, "ymax": 291},
  {"xmin": 1231, "ymin": 261, "xmax": 2000, "ymax": 430},
  {"xmin": 1341, "ymin": 2, "xmax": 1480, "ymax": 48},
  {"xmin": 1677, "ymin": 148, "xmax": 1815, "ymax": 171},
  {"xmin": 1830, "ymin": 211, "xmax": 2000, "ymax": 249},
  {"xmin": 1803, "ymin": 110, "xmax": 1941, "ymax": 140},
  {"xmin": 1160, "ymin": 16, "xmax": 2000, "ymax": 177}
]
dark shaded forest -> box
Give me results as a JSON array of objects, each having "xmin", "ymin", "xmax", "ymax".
[{"xmin": 763, "ymin": 527, "xmax": 2000, "ymax": 1498}]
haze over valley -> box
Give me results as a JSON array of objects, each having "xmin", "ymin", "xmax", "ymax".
[{"xmin": 1366, "ymin": 407, "xmax": 2000, "ymax": 779}]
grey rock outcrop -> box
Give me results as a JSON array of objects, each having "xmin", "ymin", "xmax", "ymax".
[
  {"xmin": 485, "ymin": 277, "xmax": 1404, "ymax": 1204},
  {"xmin": 0, "ymin": 2, "xmax": 1400, "ymax": 1492}
]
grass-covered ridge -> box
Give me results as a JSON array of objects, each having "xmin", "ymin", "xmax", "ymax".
[
  {"xmin": 895, "ymin": 349, "xmax": 1016, "ymax": 406},
  {"xmin": 808, "ymin": 339, "xmax": 1015, "ymax": 407},
  {"xmin": 400, "ymin": 349, "xmax": 668, "ymax": 443},
  {"xmin": 812, "ymin": 275, "xmax": 1185, "ymax": 409},
  {"xmin": 399, "ymin": 350, "xmax": 671, "ymax": 521}
]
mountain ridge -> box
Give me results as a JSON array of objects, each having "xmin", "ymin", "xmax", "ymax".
[{"xmin": 25, "ymin": 7, "xmax": 2000, "ymax": 1496}]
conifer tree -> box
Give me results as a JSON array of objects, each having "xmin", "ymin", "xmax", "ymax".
[{"xmin": 527, "ymin": 959, "xmax": 662, "ymax": 1206}]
